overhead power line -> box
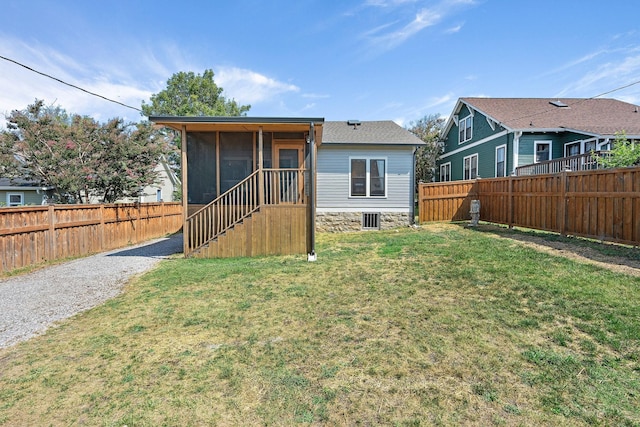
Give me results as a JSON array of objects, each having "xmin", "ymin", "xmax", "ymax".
[
  {"xmin": 506, "ymin": 78, "xmax": 640, "ymax": 123},
  {"xmin": 0, "ymin": 54, "xmax": 142, "ymax": 112}
]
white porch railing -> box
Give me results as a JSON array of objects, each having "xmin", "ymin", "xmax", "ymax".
[{"xmin": 515, "ymin": 151, "xmax": 610, "ymax": 176}]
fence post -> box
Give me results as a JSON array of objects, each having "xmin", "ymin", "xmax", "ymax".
[
  {"xmin": 136, "ymin": 203, "xmax": 141, "ymax": 244},
  {"xmin": 560, "ymin": 171, "xmax": 567, "ymax": 236},
  {"xmin": 508, "ymin": 176, "xmax": 513, "ymax": 229},
  {"xmin": 99, "ymin": 204, "xmax": 105, "ymax": 251},
  {"xmin": 48, "ymin": 205, "xmax": 56, "ymax": 261}
]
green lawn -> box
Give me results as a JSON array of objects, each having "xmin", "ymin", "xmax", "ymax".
[{"xmin": 1, "ymin": 224, "xmax": 639, "ymax": 426}]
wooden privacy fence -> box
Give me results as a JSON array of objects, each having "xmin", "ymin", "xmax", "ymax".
[
  {"xmin": 419, "ymin": 166, "xmax": 640, "ymax": 246},
  {"xmin": 0, "ymin": 202, "xmax": 183, "ymax": 273},
  {"xmin": 418, "ymin": 180, "xmax": 478, "ymax": 222}
]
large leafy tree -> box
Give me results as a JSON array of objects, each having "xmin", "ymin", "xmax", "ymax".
[
  {"xmin": 141, "ymin": 69, "xmax": 250, "ymax": 117},
  {"xmin": 0, "ymin": 100, "xmax": 166, "ymax": 203},
  {"xmin": 92, "ymin": 119, "xmax": 167, "ymax": 203},
  {"xmin": 406, "ymin": 114, "xmax": 445, "ymax": 185},
  {"xmin": 140, "ymin": 69, "xmax": 251, "ymax": 198}
]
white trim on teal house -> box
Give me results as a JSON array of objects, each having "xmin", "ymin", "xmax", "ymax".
[
  {"xmin": 437, "ymin": 98, "xmax": 640, "ymax": 181},
  {"xmin": 534, "ymin": 140, "xmax": 552, "ymax": 163},
  {"xmin": 463, "ymin": 153, "xmax": 478, "ymax": 180},
  {"xmin": 440, "ymin": 161, "xmax": 451, "ymax": 182},
  {"xmin": 495, "ymin": 144, "xmax": 507, "ymax": 178}
]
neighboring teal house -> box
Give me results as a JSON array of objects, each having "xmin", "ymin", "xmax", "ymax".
[{"xmin": 437, "ymin": 98, "xmax": 640, "ymax": 181}]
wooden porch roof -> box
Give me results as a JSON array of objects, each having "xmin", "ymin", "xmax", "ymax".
[{"xmin": 149, "ymin": 116, "xmax": 325, "ymax": 136}]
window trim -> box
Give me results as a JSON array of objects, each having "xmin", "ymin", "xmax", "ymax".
[
  {"xmin": 439, "ymin": 162, "xmax": 451, "ymax": 182},
  {"xmin": 349, "ymin": 156, "xmax": 388, "ymax": 198},
  {"xmin": 458, "ymin": 115, "xmax": 473, "ymax": 144},
  {"xmin": 463, "ymin": 153, "xmax": 478, "ymax": 180},
  {"xmin": 495, "ymin": 144, "xmax": 507, "ymax": 177},
  {"xmin": 534, "ymin": 140, "xmax": 552, "ymax": 163},
  {"xmin": 564, "ymin": 141, "xmax": 580, "ymax": 157},
  {"xmin": 7, "ymin": 192, "xmax": 24, "ymax": 207}
]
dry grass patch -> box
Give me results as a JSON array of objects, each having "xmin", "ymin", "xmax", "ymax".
[{"xmin": 0, "ymin": 224, "xmax": 639, "ymax": 426}]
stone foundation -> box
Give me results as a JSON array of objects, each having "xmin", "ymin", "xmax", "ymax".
[{"xmin": 316, "ymin": 211, "xmax": 411, "ymax": 233}]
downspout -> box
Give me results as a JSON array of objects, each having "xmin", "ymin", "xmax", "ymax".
[
  {"xmin": 308, "ymin": 122, "xmax": 317, "ymax": 261},
  {"xmin": 512, "ymin": 131, "xmax": 522, "ymax": 175},
  {"xmin": 409, "ymin": 146, "xmax": 417, "ymax": 225}
]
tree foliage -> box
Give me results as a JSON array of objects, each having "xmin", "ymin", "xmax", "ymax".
[
  {"xmin": 595, "ymin": 131, "xmax": 640, "ymax": 168},
  {"xmin": 0, "ymin": 100, "xmax": 167, "ymax": 203},
  {"xmin": 141, "ymin": 69, "xmax": 250, "ymax": 117},
  {"xmin": 406, "ymin": 114, "xmax": 445, "ymax": 185}
]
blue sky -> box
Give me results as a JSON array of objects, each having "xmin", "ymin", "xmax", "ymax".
[{"xmin": 1, "ymin": 0, "xmax": 640, "ymax": 129}]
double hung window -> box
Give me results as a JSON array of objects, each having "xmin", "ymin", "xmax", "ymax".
[
  {"xmin": 440, "ymin": 162, "xmax": 451, "ymax": 182},
  {"xmin": 495, "ymin": 145, "xmax": 506, "ymax": 177},
  {"xmin": 459, "ymin": 115, "xmax": 472, "ymax": 144},
  {"xmin": 463, "ymin": 154, "xmax": 478, "ymax": 180},
  {"xmin": 350, "ymin": 158, "xmax": 386, "ymax": 197}
]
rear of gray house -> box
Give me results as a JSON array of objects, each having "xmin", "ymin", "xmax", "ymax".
[{"xmin": 317, "ymin": 120, "xmax": 424, "ymax": 231}]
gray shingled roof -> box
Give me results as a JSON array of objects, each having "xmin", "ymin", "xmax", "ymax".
[
  {"xmin": 0, "ymin": 178, "xmax": 41, "ymax": 187},
  {"xmin": 460, "ymin": 97, "xmax": 640, "ymax": 136},
  {"xmin": 322, "ymin": 120, "xmax": 425, "ymax": 145}
]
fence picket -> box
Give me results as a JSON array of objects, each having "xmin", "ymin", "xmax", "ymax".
[
  {"xmin": 0, "ymin": 202, "xmax": 182, "ymax": 273},
  {"xmin": 419, "ymin": 166, "xmax": 640, "ymax": 246}
]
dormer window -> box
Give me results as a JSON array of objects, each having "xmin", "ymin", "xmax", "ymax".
[{"xmin": 459, "ymin": 115, "xmax": 472, "ymax": 144}]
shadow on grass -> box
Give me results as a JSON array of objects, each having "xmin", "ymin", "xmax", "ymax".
[
  {"xmin": 455, "ymin": 222, "xmax": 640, "ymax": 274},
  {"xmin": 106, "ymin": 233, "xmax": 184, "ymax": 259}
]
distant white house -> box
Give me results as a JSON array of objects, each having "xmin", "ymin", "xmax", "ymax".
[{"xmin": 137, "ymin": 157, "xmax": 181, "ymax": 203}]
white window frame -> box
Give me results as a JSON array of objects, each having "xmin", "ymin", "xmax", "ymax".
[
  {"xmin": 458, "ymin": 115, "xmax": 473, "ymax": 144},
  {"xmin": 495, "ymin": 145, "xmax": 507, "ymax": 178},
  {"xmin": 534, "ymin": 141, "xmax": 552, "ymax": 163},
  {"xmin": 463, "ymin": 153, "xmax": 478, "ymax": 180},
  {"xmin": 349, "ymin": 156, "xmax": 387, "ymax": 198},
  {"xmin": 7, "ymin": 192, "xmax": 24, "ymax": 207},
  {"xmin": 564, "ymin": 141, "xmax": 580, "ymax": 157},
  {"xmin": 439, "ymin": 162, "xmax": 451, "ymax": 182}
]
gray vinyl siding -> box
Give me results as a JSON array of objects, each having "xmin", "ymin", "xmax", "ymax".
[
  {"xmin": 0, "ymin": 190, "xmax": 43, "ymax": 206},
  {"xmin": 317, "ymin": 145, "xmax": 413, "ymax": 211}
]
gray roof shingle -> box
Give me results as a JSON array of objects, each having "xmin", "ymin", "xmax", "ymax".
[
  {"xmin": 460, "ymin": 97, "xmax": 640, "ymax": 136},
  {"xmin": 322, "ymin": 120, "xmax": 425, "ymax": 145}
]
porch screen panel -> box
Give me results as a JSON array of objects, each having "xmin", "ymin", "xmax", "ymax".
[
  {"xmin": 220, "ymin": 132, "xmax": 253, "ymax": 193},
  {"xmin": 187, "ymin": 132, "xmax": 217, "ymax": 204},
  {"xmin": 257, "ymin": 132, "xmax": 273, "ymax": 169}
]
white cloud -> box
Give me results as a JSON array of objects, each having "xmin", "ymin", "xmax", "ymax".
[
  {"xmin": 363, "ymin": 0, "xmax": 477, "ymax": 52},
  {"xmin": 0, "ymin": 37, "xmax": 305, "ymax": 127},
  {"xmin": 555, "ymin": 51, "xmax": 640, "ymax": 99},
  {"xmin": 445, "ymin": 23, "xmax": 464, "ymax": 34},
  {"xmin": 0, "ymin": 37, "xmax": 154, "ymax": 126},
  {"xmin": 215, "ymin": 67, "xmax": 300, "ymax": 105},
  {"xmin": 302, "ymin": 93, "xmax": 331, "ymax": 99}
]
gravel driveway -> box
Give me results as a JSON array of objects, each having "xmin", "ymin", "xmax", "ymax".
[{"xmin": 0, "ymin": 234, "xmax": 183, "ymax": 349}]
